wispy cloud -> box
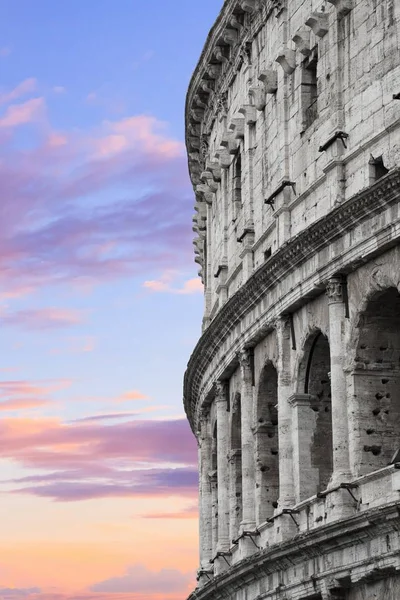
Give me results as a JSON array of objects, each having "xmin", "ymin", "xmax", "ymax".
[
  {"xmin": 0, "ymin": 308, "xmax": 84, "ymax": 329},
  {"xmin": 0, "ymin": 78, "xmax": 37, "ymax": 105},
  {"xmin": 90, "ymin": 563, "xmax": 193, "ymax": 594},
  {"xmin": 143, "ymin": 271, "xmax": 203, "ymax": 295},
  {"xmin": 115, "ymin": 389, "xmax": 149, "ymax": 402},
  {"xmin": 0, "ymin": 106, "xmax": 193, "ymax": 294},
  {"xmin": 0, "ymin": 97, "xmax": 44, "ymax": 128},
  {"xmin": 1, "ymin": 417, "xmax": 197, "ymax": 501}
]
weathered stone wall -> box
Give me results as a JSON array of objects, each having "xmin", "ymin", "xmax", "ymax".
[{"xmin": 185, "ymin": 0, "xmax": 400, "ymax": 598}]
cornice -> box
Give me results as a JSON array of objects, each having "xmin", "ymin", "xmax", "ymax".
[
  {"xmin": 183, "ymin": 169, "xmax": 400, "ymax": 432},
  {"xmin": 185, "ymin": 0, "xmax": 283, "ymax": 189}
]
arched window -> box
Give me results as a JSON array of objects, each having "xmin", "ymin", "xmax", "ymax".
[
  {"xmin": 351, "ymin": 287, "xmax": 400, "ymax": 475},
  {"xmin": 305, "ymin": 332, "xmax": 333, "ymax": 492},
  {"xmin": 229, "ymin": 393, "xmax": 242, "ymax": 543},
  {"xmin": 255, "ymin": 363, "xmax": 279, "ymax": 523}
]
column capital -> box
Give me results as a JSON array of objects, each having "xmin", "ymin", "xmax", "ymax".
[
  {"xmin": 238, "ymin": 347, "xmax": 252, "ymax": 375},
  {"xmin": 273, "ymin": 315, "xmax": 291, "ymax": 336},
  {"xmin": 326, "ymin": 275, "xmax": 346, "ymax": 304},
  {"xmin": 215, "ymin": 380, "xmax": 227, "ymax": 403}
]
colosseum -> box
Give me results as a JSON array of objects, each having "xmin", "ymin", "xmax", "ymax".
[{"xmin": 184, "ymin": 0, "xmax": 400, "ymax": 599}]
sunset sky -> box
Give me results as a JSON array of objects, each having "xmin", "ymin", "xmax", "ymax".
[{"xmin": 0, "ymin": 2, "xmax": 222, "ymax": 598}]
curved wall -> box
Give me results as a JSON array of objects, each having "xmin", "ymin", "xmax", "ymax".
[{"xmin": 184, "ymin": 0, "xmax": 400, "ymax": 598}]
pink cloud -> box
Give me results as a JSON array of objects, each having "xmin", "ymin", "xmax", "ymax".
[
  {"xmin": 0, "ymin": 308, "xmax": 84, "ymax": 329},
  {"xmin": 142, "ymin": 504, "xmax": 198, "ymax": 520},
  {"xmin": 0, "ymin": 78, "xmax": 37, "ymax": 105},
  {"xmin": 1, "ymin": 416, "xmax": 198, "ymax": 501},
  {"xmin": 90, "ymin": 564, "xmax": 194, "ymax": 594},
  {"xmin": 0, "ymin": 97, "xmax": 44, "ymax": 128},
  {"xmin": 143, "ymin": 272, "xmax": 203, "ymax": 295},
  {"xmin": 0, "ymin": 397, "xmax": 52, "ymax": 411},
  {"xmin": 0, "ymin": 109, "xmax": 194, "ymax": 294},
  {"xmin": 115, "ymin": 390, "xmax": 149, "ymax": 402}
]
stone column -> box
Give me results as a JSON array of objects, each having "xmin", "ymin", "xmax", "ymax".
[
  {"xmin": 289, "ymin": 393, "xmax": 319, "ymax": 502},
  {"xmin": 326, "ymin": 276, "xmax": 351, "ymax": 484},
  {"xmin": 210, "ymin": 425, "xmax": 218, "ymax": 560},
  {"xmin": 197, "ymin": 416, "xmax": 213, "ymax": 584},
  {"xmin": 275, "ymin": 317, "xmax": 295, "ymax": 508},
  {"xmin": 238, "ymin": 349, "xmax": 256, "ymax": 541},
  {"xmin": 215, "ymin": 381, "xmax": 230, "ymax": 554}
]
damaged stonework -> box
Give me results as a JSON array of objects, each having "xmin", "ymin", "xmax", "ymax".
[{"xmin": 184, "ymin": 0, "xmax": 400, "ymax": 599}]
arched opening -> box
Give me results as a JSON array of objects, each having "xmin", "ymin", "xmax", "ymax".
[
  {"xmin": 229, "ymin": 393, "xmax": 242, "ymax": 543},
  {"xmin": 255, "ymin": 362, "xmax": 279, "ymax": 524},
  {"xmin": 294, "ymin": 331, "xmax": 333, "ymax": 499},
  {"xmin": 305, "ymin": 331, "xmax": 333, "ymax": 492},
  {"xmin": 351, "ymin": 287, "xmax": 400, "ymax": 475}
]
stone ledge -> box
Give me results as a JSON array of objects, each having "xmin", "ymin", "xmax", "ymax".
[
  {"xmin": 183, "ymin": 169, "xmax": 400, "ymax": 431},
  {"xmin": 191, "ymin": 501, "xmax": 400, "ymax": 600}
]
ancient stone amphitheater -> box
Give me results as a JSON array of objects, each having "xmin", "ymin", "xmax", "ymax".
[{"xmin": 184, "ymin": 0, "xmax": 400, "ymax": 598}]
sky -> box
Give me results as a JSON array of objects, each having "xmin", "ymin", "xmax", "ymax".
[{"xmin": 0, "ymin": 2, "xmax": 223, "ymax": 599}]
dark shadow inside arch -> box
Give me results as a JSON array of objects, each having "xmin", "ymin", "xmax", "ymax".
[
  {"xmin": 229, "ymin": 392, "xmax": 242, "ymax": 543},
  {"xmin": 297, "ymin": 330, "xmax": 333, "ymax": 495},
  {"xmin": 353, "ymin": 287, "xmax": 400, "ymax": 475},
  {"xmin": 255, "ymin": 362, "xmax": 279, "ymax": 522}
]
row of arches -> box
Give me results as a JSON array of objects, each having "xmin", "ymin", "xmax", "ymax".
[{"xmin": 209, "ymin": 287, "xmax": 400, "ymax": 544}]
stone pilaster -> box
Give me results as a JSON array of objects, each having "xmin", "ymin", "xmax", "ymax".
[
  {"xmin": 326, "ymin": 276, "xmax": 351, "ymax": 484},
  {"xmin": 275, "ymin": 317, "xmax": 295, "ymax": 508},
  {"xmin": 197, "ymin": 416, "xmax": 213, "ymax": 585},
  {"xmin": 215, "ymin": 381, "xmax": 230, "ymax": 556},
  {"xmin": 289, "ymin": 393, "xmax": 319, "ymax": 502},
  {"xmin": 238, "ymin": 349, "xmax": 256, "ymax": 557}
]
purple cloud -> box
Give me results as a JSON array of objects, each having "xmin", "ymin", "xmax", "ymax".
[{"xmin": 90, "ymin": 564, "xmax": 194, "ymax": 594}]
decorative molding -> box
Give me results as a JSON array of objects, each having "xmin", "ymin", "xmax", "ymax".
[
  {"xmin": 183, "ymin": 170, "xmax": 400, "ymax": 431},
  {"xmin": 326, "ymin": 275, "xmax": 346, "ymax": 304},
  {"xmin": 215, "ymin": 380, "xmax": 227, "ymax": 402}
]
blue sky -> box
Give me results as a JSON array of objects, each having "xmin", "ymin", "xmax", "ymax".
[{"xmin": 0, "ymin": 2, "xmax": 222, "ymax": 599}]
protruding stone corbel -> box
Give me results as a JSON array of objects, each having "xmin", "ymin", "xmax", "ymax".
[
  {"xmin": 229, "ymin": 14, "xmax": 242, "ymax": 29},
  {"xmin": 223, "ymin": 28, "xmax": 238, "ymax": 46},
  {"xmin": 201, "ymin": 80, "xmax": 214, "ymax": 94},
  {"xmin": 215, "ymin": 47, "xmax": 229, "ymax": 64},
  {"xmin": 258, "ymin": 70, "xmax": 278, "ymax": 94},
  {"xmin": 292, "ymin": 28, "xmax": 311, "ymax": 56},
  {"xmin": 200, "ymin": 171, "xmax": 219, "ymax": 192},
  {"xmin": 194, "ymin": 94, "xmax": 207, "ymax": 109},
  {"xmin": 196, "ymin": 184, "xmax": 215, "ymax": 205},
  {"xmin": 305, "ymin": 12, "xmax": 329, "ymax": 37},
  {"xmin": 239, "ymin": 0, "xmax": 257, "ymax": 13},
  {"xmin": 189, "ymin": 137, "xmax": 200, "ymax": 150},
  {"xmin": 190, "ymin": 108, "xmax": 204, "ymax": 122},
  {"xmin": 188, "ymin": 123, "xmax": 201, "ymax": 137},
  {"xmin": 206, "ymin": 159, "xmax": 222, "ymax": 182},
  {"xmin": 275, "ymin": 47, "xmax": 296, "ymax": 74},
  {"xmin": 239, "ymin": 104, "xmax": 257, "ymax": 125},
  {"xmin": 194, "ymin": 201, "xmax": 207, "ymax": 222},
  {"xmin": 249, "ymin": 86, "xmax": 267, "ymax": 111},
  {"xmin": 215, "ymin": 148, "xmax": 232, "ymax": 169},
  {"xmin": 220, "ymin": 133, "xmax": 239, "ymax": 155},
  {"xmin": 228, "ymin": 117, "xmax": 245, "ymax": 140},
  {"xmin": 206, "ymin": 64, "xmax": 221, "ymax": 79},
  {"xmin": 327, "ymin": 0, "xmax": 353, "ymax": 18}
]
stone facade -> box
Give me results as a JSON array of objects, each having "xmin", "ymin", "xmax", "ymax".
[{"xmin": 184, "ymin": 1, "xmax": 400, "ymax": 599}]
